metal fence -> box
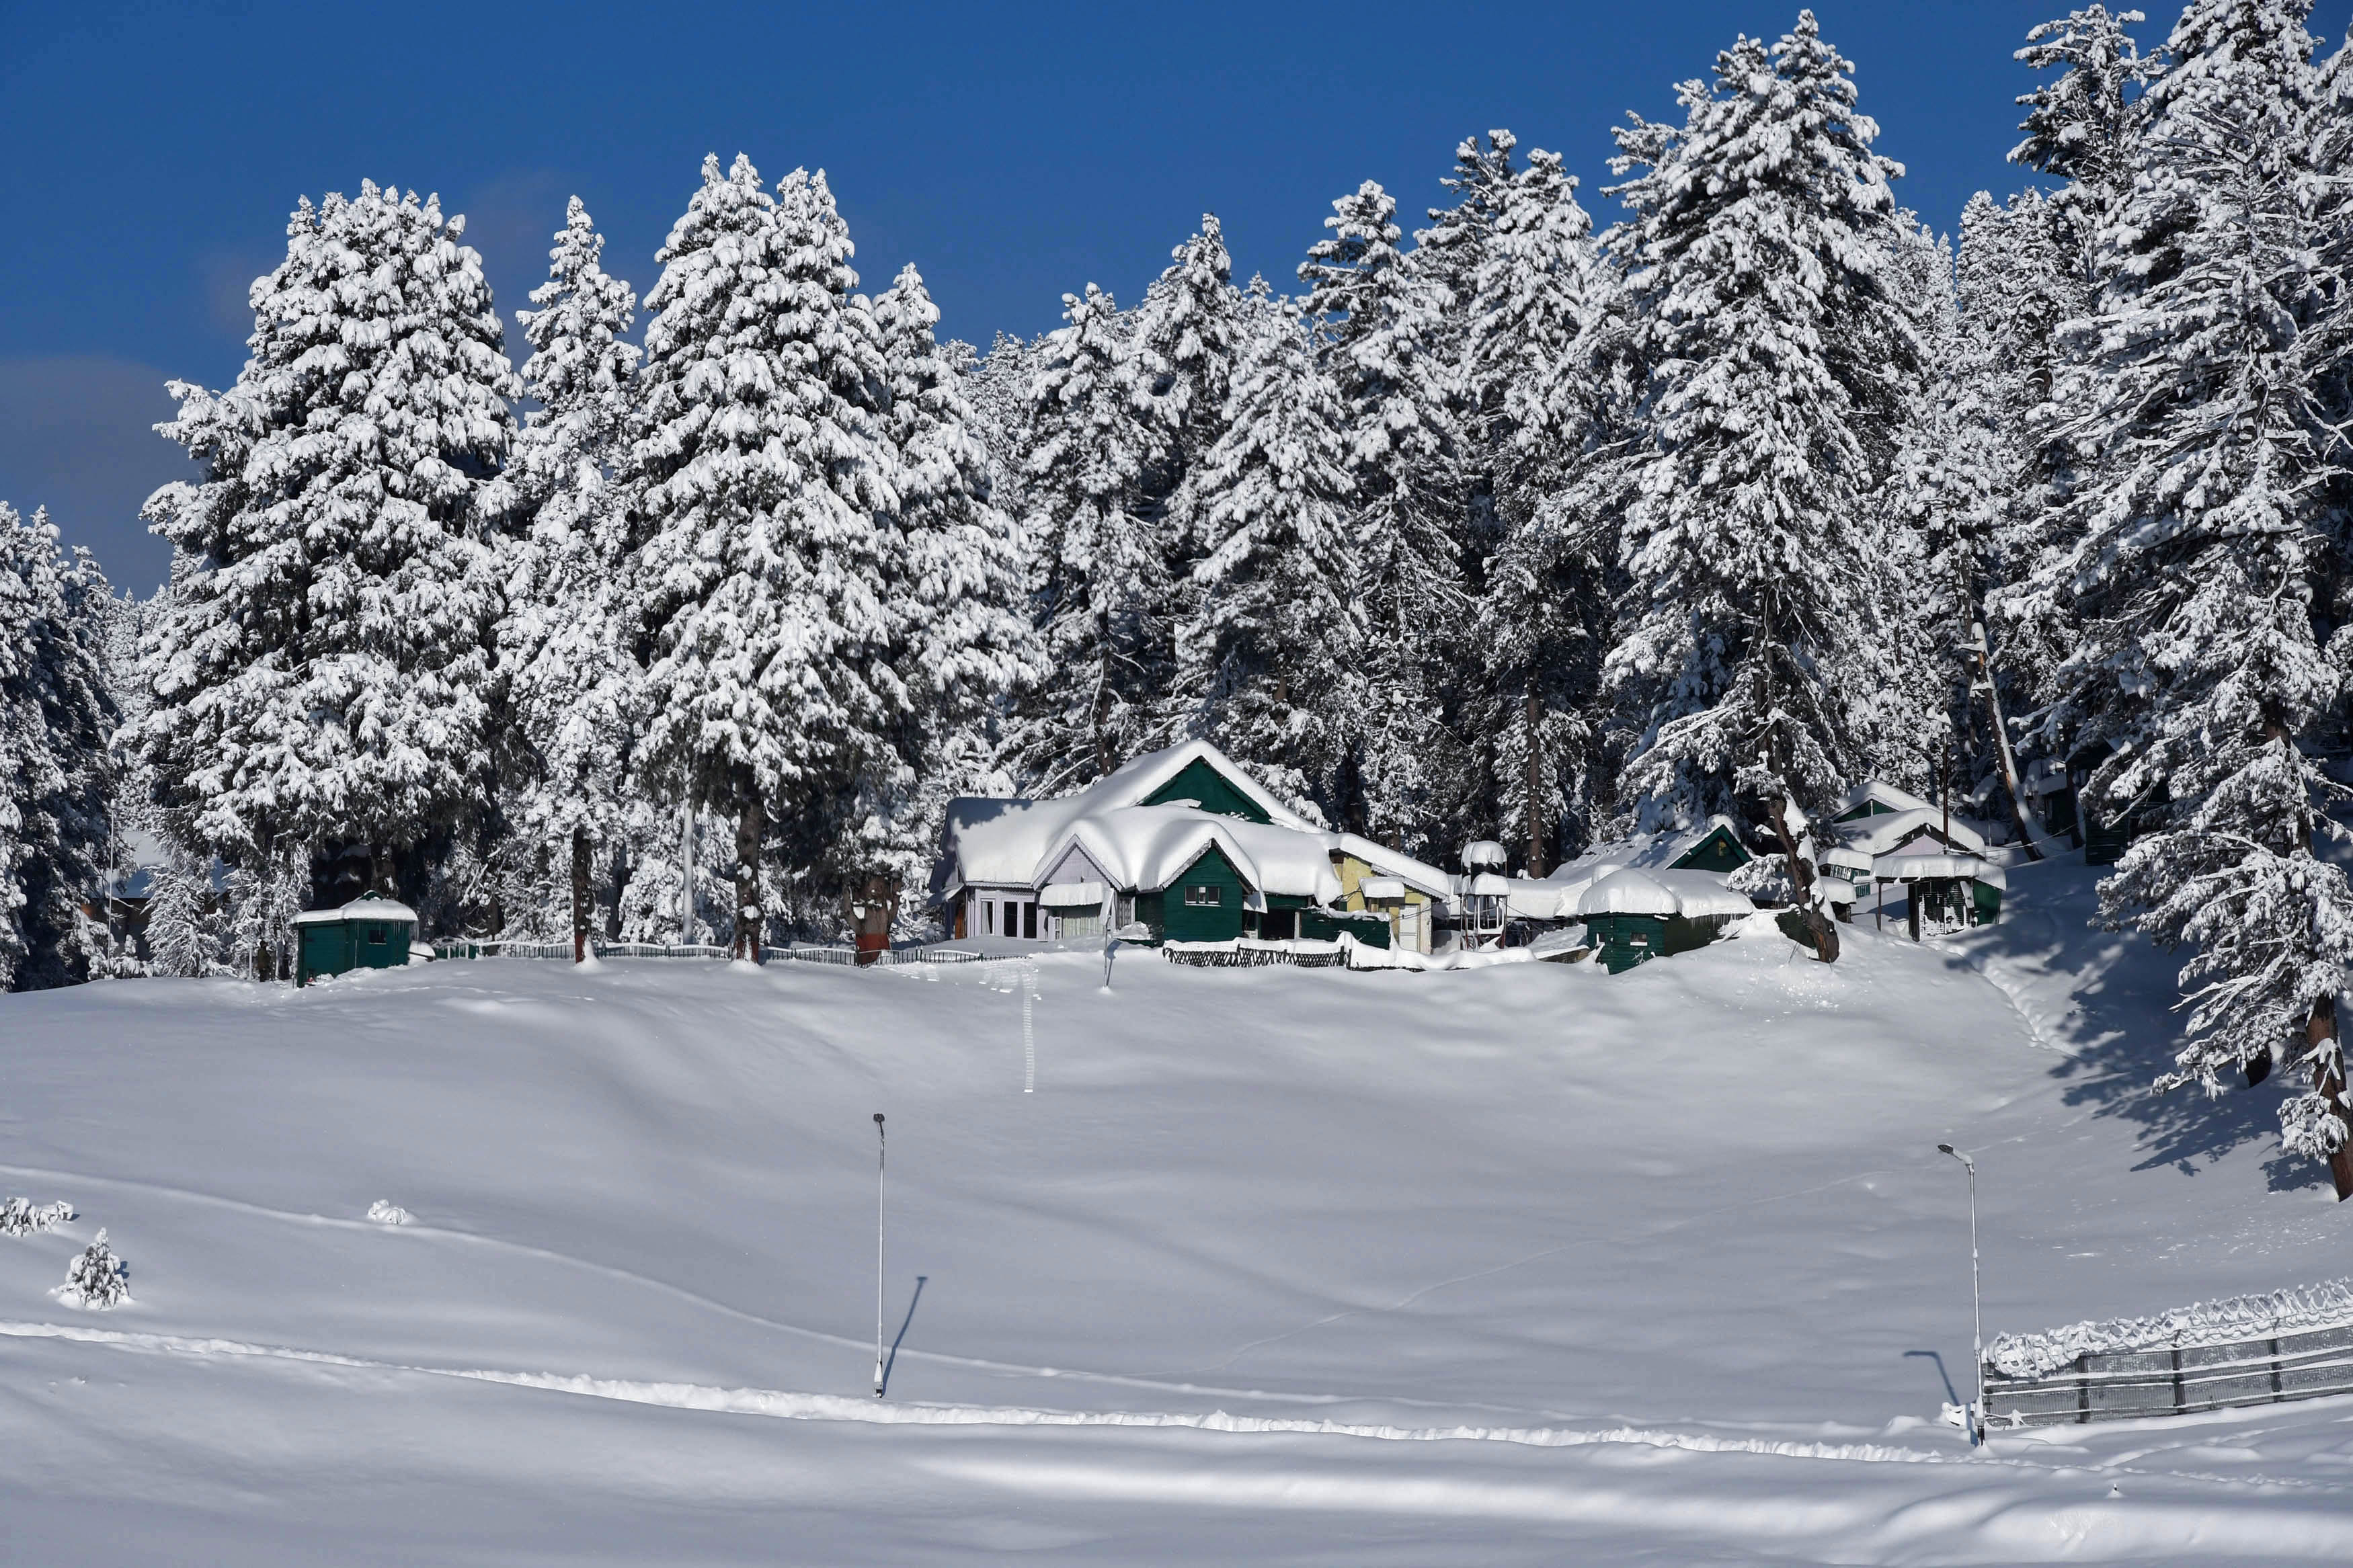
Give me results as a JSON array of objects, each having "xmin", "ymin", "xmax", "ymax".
[{"xmin": 1983, "ymin": 1322, "xmax": 2353, "ymax": 1427}]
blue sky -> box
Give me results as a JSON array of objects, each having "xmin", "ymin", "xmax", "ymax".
[{"xmin": 4, "ymin": 0, "xmax": 2345, "ymax": 591}]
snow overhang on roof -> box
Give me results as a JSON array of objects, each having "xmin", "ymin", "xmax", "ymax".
[
  {"xmin": 1359, "ymin": 877, "xmax": 1407, "ymax": 901},
  {"xmin": 292, "ymin": 897, "xmax": 419, "ymax": 926},
  {"xmin": 1039, "ymin": 881, "xmax": 1107, "ymax": 908},
  {"xmin": 1577, "ymin": 868, "xmax": 1681, "ymax": 918},
  {"xmin": 1871, "ymin": 847, "xmax": 2005, "ymax": 887}
]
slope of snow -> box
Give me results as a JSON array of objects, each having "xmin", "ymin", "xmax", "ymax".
[{"xmin": 3, "ymin": 860, "xmax": 2352, "ymax": 1563}]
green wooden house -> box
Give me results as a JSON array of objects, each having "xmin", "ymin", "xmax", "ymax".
[{"xmin": 293, "ymin": 897, "xmax": 419, "ymax": 985}]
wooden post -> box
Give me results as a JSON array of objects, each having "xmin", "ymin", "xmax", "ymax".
[{"xmin": 570, "ymin": 824, "xmax": 591, "ymax": 965}]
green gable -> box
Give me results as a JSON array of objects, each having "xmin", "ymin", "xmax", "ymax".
[
  {"xmin": 1668, "ymin": 823, "xmax": 1750, "ymax": 872},
  {"xmin": 1141, "ymin": 757, "xmax": 1272, "ymax": 824},
  {"xmin": 1144, "ymin": 843, "xmax": 1253, "ymax": 943}
]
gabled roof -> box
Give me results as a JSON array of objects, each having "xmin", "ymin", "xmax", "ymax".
[
  {"xmin": 936, "ymin": 741, "xmax": 1443, "ymax": 909},
  {"xmin": 1836, "ymin": 807, "xmax": 1987, "ymax": 858},
  {"xmin": 1835, "ymin": 780, "xmax": 1935, "ymax": 820}
]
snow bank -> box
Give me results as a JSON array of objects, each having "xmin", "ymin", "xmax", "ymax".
[
  {"xmin": 1987, "ymin": 1278, "xmax": 2353, "ymax": 1378},
  {"xmin": 0, "ymin": 1198, "xmax": 75, "ymax": 1237}
]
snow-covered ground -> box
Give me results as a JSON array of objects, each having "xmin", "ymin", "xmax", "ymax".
[{"xmin": 6, "ymin": 860, "xmax": 2353, "ymax": 1563}]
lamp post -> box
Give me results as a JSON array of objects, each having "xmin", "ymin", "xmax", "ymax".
[
  {"xmin": 872, "ymin": 1112, "xmax": 887, "ymax": 1398},
  {"xmin": 1938, "ymin": 1142, "xmax": 1985, "ymax": 1445}
]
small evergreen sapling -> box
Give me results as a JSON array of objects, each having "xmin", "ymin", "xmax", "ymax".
[{"xmin": 58, "ymin": 1228, "xmax": 129, "ymax": 1309}]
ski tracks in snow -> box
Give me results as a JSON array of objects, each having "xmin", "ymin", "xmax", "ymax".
[{"xmin": 4, "ymin": 1316, "xmax": 2344, "ymax": 1501}]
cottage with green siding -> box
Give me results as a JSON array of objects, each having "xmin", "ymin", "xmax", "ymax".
[
  {"xmin": 293, "ymin": 898, "xmax": 419, "ymax": 985},
  {"xmin": 933, "ymin": 741, "xmax": 1453, "ymax": 953}
]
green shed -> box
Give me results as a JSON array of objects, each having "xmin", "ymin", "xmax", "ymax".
[{"xmin": 294, "ymin": 897, "xmax": 419, "ymax": 985}]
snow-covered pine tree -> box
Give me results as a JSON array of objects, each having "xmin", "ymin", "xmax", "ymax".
[
  {"xmin": 1946, "ymin": 190, "xmax": 2085, "ymax": 844},
  {"xmin": 1462, "ymin": 147, "xmax": 1622, "ymax": 872},
  {"xmin": 498, "ymin": 196, "xmax": 644, "ymax": 961},
  {"xmin": 0, "ymin": 504, "xmax": 118, "ymax": 989},
  {"xmin": 1601, "ymin": 13, "xmax": 1919, "ymax": 903},
  {"xmin": 136, "ymin": 183, "xmax": 519, "ymax": 959},
  {"xmin": 861, "ymin": 263, "xmax": 1042, "ymax": 913},
  {"xmin": 2031, "ymin": 0, "xmax": 2353, "ymax": 1190},
  {"xmin": 2011, "ymin": 5, "xmax": 2161, "ymax": 280},
  {"xmin": 1006, "ymin": 283, "xmax": 1168, "ymax": 793},
  {"xmin": 1298, "ymin": 180, "xmax": 1466, "ymax": 854},
  {"xmin": 1126, "ymin": 216, "xmax": 1245, "ymax": 563},
  {"xmin": 963, "ymin": 330, "xmax": 1044, "ymax": 526},
  {"xmin": 1415, "ymin": 130, "xmax": 1519, "ymax": 610},
  {"xmin": 631, "ymin": 157, "xmax": 900, "ymax": 958},
  {"xmin": 1178, "ymin": 303, "xmax": 1357, "ymax": 815}
]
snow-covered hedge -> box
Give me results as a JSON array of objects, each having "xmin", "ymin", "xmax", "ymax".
[
  {"xmin": 1987, "ymin": 1278, "xmax": 2353, "ymax": 1378},
  {"xmin": 0, "ymin": 1197, "xmax": 75, "ymax": 1236},
  {"xmin": 56, "ymin": 1229, "xmax": 130, "ymax": 1309}
]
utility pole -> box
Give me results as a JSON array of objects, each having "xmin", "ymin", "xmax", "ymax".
[
  {"xmin": 1938, "ymin": 1143, "xmax": 1985, "ymax": 1445},
  {"xmin": 872, "ymin": 1112, "xmax": 887, "ymax": 1397}
]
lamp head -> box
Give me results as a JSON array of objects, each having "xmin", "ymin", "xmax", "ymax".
[
  {"xmin": 873, "ymin": 1113, "xmax": 885, "ymax": 1125},
  {"xmin": 1937, "ymin": 1143, "xmax": 1954, "ymax": 1155}
]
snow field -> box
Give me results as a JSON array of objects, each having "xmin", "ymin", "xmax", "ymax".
[{"xmin": 3, "ymin": 862, "xmax": 2353, "ymax": 1561}]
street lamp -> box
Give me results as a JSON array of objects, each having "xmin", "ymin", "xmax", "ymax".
[
  {"xmin": 873, "ymin": 1112, "xmax": 887, "ymax": 1398},
  {"xmin": 1938, "ymin": 1143, "xmax": 1985, "ymax": 1445}
]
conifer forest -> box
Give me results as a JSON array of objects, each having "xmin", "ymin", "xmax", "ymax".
[{"xmin": 11, "ymin": 3, "xmax": 2353, "ymax": 1163}]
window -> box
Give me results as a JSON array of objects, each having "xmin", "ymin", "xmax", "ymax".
[
  {"xmin": 1184, "ymin": 885, "xmax": 1220, "ymax": 907},
  {"xmin": 984, "ymin": 899, "xmax": 996, "ymax": 935},
  {"xmin": 1022, "ymin": 901, "xmax": 1037, "ymax": 939},
  {"xmin": 366, "ymin": 925, "xmax": 386, "ymax": 946}
]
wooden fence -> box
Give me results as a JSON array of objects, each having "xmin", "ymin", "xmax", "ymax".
[
  {"xmin": 1162, "ymin": 939, "xmax": 1351, "ymax": 970},
  {"xmin": 431, "ymin": 940, "xmax": 991, "ymax": 966},
  {"xmin": 1983, "ymin": 1321, "xmax": 2353, "ymax": 1427}
]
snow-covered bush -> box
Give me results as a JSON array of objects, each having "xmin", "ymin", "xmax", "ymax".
[
  {"xmin": 0, "ymin": 1197, "xmax": 75, "ymax": 1236},
  {"xmin": 366, "ymin": 1200, "xmax": 413, "ymax": 1226},
  {"xmin": 56, "ymin": 1229, "xmax": 129, "ymax": 1309},
  {"xmin": 1727, "ymin": 855, "xmax": 1797, "ymax": 907}
]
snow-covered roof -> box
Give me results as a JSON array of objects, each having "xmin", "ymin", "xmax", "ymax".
[
  {"xmin": 1649, "ymin": 871, "xmax": 1757, "ymax": 921},
  {"xmin": 1871, "ymin": 842, "xmax": 2007, "ymax": 888},
  {"xmin": 292, "ymin": 897, "xmax": 419, "ymax": 927},
  {"xmin": 1542, "ymin": 815, "xmax": 1747, "ymax": 886},
  {"xmin": 1836, "ymin": 780, "xmax": 1934, "ymax": 819},
  {"xmin": 1574, "ymin": 868, "xmax": 1757, "ymax": 921},
  {"xmin": 1577, "ymin": 869, "xmax": 1681, "ymax": 918},
  {"xmin": 1835, "ymin": 807, "xmax": 1988, "ymax": 858},
  {"xmin": 936, "ymin": 741, "xmax": 1445, "ymax": 911}
]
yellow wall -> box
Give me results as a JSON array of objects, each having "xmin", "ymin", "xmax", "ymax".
[{"xmin": 1331, "ymin": 853, "xmax": 1435, "ymax": 953}]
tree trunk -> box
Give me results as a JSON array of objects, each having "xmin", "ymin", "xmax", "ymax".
[
  {"xmin": 1524, "ymin": 688, "xmax": 1546, "ymax": 878},
  {"xmin": 1968, "ymin": 629, "xmax": 2042, "ymax": 862},
  {"xmin": 734, "ymin": 793, "xmax": 764, "ymax": 963},
  {"xmin": 1765, "ymin": 797, "xmax": 1839, "ymax": 964},
  {"xmin": 570, "ymin": 825, "xmax": 592, "ymax": 964},
  {"xmin": 2309, "ymin": 995, "xmax": 2353, "ymax": 1202}
]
